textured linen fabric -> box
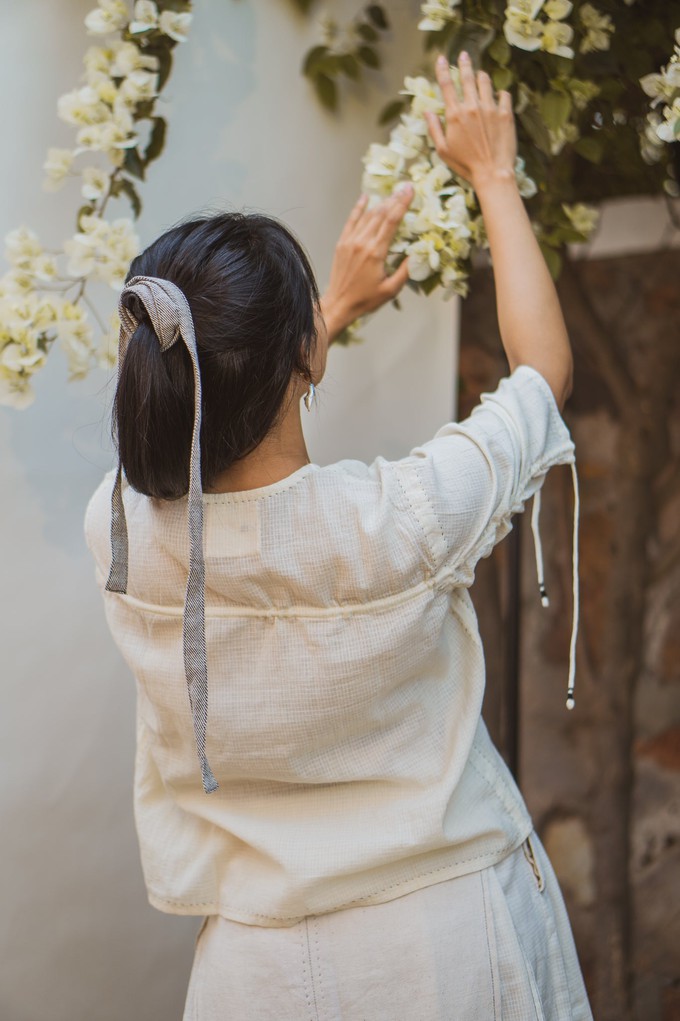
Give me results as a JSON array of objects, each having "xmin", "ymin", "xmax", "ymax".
[
  {"xmin": 182, "ymin": 831, "xmax": 593, "ymax": 1021},
  {"xmin": 84, "ymin": 364, "xmax": 577, "ymax": 927}
]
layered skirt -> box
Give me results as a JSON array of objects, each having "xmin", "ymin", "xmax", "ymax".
[{"xmin": 183, "ymin": 830, "xmax": 593, "ymax": 1020}]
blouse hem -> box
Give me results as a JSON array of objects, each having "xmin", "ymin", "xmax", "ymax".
[{"xmin": 145, "ymin": 823, "xmax": 534, "ymax": 926}]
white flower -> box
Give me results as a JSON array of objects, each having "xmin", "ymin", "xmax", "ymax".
[
  {"xmin": 129, "ymin": 0, "xmax": 159, "ymax": 34},
  {"xmin": 401, "ymin": 76, "xmax": 445, "ymax": 117},
  {"xmin": 562, "ymin": 202, "xmax": 599, "ymax": 237},
  {"xmin": 43, "ymin": 148, "xmax": 75, "ymax": 192},
  {"xmin": 56, "ymin": 314, "xmax": 96, "ymax": 379},
  {"xmin": 159, "ymin": 10, "xmax": 192, "ymax": 43},
  {"xmin": 84, "ymin": 0, "xmax": 129, "ymax": 36},
  {"xmin": 656, "ymin": 99, "xmax": 680, "ymax": 143},
  {"xmin": 405, "ymin": 235, "xmax": 442, "ymax": 280},
  {"xmin": 98, "ymin": 310, "xmax": 121, "ymax": 369},
  {"xmin": 81, "ymin": 166, "xmax": 111, "ymax": 202},
  {"xmin": 110, "ymin": 41, "xmax": 159, "ymax": 77},
  {"xmin": 119, "ymin": 68, "xmax": 158, "ymax": 106},
  {"xmin": 1, "ymin": 340, "xmax": 45, "ymax": 374},
  {"xmin": 58, "ymin": 86, "xmax": 109, "ymax": 127},
  {"xmin": 541, "ymin": 20, "xmax": 574, "ymax": 58},
  {"xmin": 388, "ymin": 124, "xmax": 424, "ymax": 160},
  {"xmin": 504, "ymin": 7, "xmax": 544, "ymax": 52},
  {"xmin": 30, "ymin": 255, "xmax": 60, "ymax": 283},
  {"xmin": 84, "ymin": 45, "xmax": 114, "ymax": 77},
  {"xmin": 418, "ymin": 0, "xmax": 461, "ymax": 32},
  {"xmin": 0, "ymin": 374, "xmax": 35, "ymax": 409},
  {"xmin": 5, "ymin": 227, "xmax": 42, "ymax": 269},
  {"xmin": 578, "ymin": 3, "xmax": 614, "ymax": 53},
  {"xmin": 543, "ymin": 0, "xmax": 572, "ymax": 19},
  {"xmin": 363, "ymin": 144, "xmax": 406, "ymax": 179}
]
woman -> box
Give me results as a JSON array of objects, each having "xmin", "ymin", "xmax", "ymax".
[{"xmin": 85, "ymin": 53, "xmax": 591, "ymax": 1019}]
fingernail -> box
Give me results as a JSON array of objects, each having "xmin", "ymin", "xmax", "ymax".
[
  {"xmin": 460, "ymin": 50, "xmax": 469, "ymax": 61},
  {"xmin": 395, "ymin": 182, "xmax": 413, "ymax": 196},
  {"xmin": 436, "ymin": 54, "xmax": 448, "ymax": 67}
]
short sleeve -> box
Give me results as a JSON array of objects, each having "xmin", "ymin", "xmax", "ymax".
[{"xmin": 389, "ymin": 364, "xmax": 576, "ymax": 586}]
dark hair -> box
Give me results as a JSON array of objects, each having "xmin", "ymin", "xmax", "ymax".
[{"xmin": 112, "ymin": 211, "xmax": 320, "ymax": 499}]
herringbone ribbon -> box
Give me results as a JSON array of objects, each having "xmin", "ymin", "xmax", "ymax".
[{"xmin": 105, "ymin": 275, "xmax": 218, "ymax": 794}]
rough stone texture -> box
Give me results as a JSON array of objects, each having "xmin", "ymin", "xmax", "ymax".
[{"xmin": 459, "ymin": 249, "xmax": 680, "ymax": 1021}]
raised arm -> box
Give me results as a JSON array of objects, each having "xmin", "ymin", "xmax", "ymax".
[{"xmin": 424, "ymin": 53, "xmax": 573, "ymax": 411}]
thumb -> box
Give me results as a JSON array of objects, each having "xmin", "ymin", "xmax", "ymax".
[{"xmin": 381, "ymin": 256, "xmax": 410, "ymax": 299}]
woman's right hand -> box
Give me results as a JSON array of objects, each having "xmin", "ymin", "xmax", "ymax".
[{"xmin": 424, "ymin": 52, "xmax": 517, "ymax": 190}]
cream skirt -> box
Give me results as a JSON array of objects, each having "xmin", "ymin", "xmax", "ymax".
[{"xmin": 182, "ymin": 830, "xmax": 593, "ymax": 1020}]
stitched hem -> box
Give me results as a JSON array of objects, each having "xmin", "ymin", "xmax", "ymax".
[{"xmin": 145, "ymin": 830, "xmax": 533, "ymax": 924}]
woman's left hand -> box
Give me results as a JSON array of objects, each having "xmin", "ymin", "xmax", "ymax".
[{"xmin": 321, "ymin": 184, "xmax": 414, "ymax": 343}]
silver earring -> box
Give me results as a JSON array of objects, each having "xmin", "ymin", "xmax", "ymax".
[{"xmin": 303, "ymin": 381, "xmax": 316, "ymax": 412}]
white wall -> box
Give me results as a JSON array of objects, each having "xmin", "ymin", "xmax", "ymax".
[{"xmin": 0, "ymin": 3, "xmax": 455, "ymax": 1020}]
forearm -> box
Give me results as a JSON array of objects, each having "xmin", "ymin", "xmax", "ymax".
[{"xmin": 474, "ymin": 169, "xmax": 573, "ymax": 410}]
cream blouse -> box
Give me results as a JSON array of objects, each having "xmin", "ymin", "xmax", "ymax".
[{"xmin": 84, "ymin": 364, "xmax": 579, "ymax": 927}]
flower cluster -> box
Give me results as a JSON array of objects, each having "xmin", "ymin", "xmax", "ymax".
[
  {"xmin": 503, "ymin": 0, "xmax": 575, "ymax": 59},
  {"xmin": 417, "ymin": 1, "xmax": 462, "ymax": 33},
  {"xmin": 639, "ymin": 28, "xmax": 680, "ymax": 195},
  {"xmin": 577, "ymin": 3, "xmax": 614, "ymax": 55},
  {"xmin": 0, "ymin": 0, "xmax": 192, "ymax": 409},
  {"xmin": 361, "ymin": 69, "xmax": 537, "ymax": 300}
]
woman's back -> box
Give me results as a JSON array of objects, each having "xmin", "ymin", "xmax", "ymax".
[{"xmin": 85, "ymin": 365, "xmax": 574, "ymax": 926}]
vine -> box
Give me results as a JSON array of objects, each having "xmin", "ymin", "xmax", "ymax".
[
  {"xmin": 0, "ymin": 0, "xmax": 192, "ymax": 408},
  {"xmin": 1, "ymin": 1, "xmax": 678, "ymax": 405}
]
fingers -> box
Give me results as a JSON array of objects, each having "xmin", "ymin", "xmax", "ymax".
[
  {"xmin": 381, "ymin": 256, "xmax": 410, "ymax": 299},
  {"xmin": 499, "ymin": 89, "xmax": 513, "ymax": 116},
  {"xmin": 424, "ymin": 109, "xmax": 446, "ymax": 154},
  {"xmin": 476, "ymin": 69, "xmax": 494, "ymax": 108},
  {"xmin": 434, "ymin": 54, "xmax": 459, "ymax": 113},
  {"xmin": 457, "ymin": 50, "xmax": 478, "ymax": 105},
  {"xmin": 339, "ymin": 193, "xmax": 369, "ymax": 242},
  {"xmin": 374, "ymin": 184, "xmax": 414, "ymax": 244}
]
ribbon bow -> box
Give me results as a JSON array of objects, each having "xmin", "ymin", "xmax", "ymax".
[{"xmin": 106, "ymin": 275, "xmax": 219, "ymax": 794}]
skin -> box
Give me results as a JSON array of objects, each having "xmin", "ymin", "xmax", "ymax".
[{"xmin": 207, "ymin": 51, "xmax": 573, "ymax": 494}]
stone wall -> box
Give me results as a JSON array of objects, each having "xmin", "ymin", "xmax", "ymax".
[{"xmin": 459, "ymin": 249, "xmax": 680, "ymax": 1021}]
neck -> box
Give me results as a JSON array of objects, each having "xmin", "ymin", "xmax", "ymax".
[{"xmin": 204, "ymin": 389, "xmax": 311, "ymax": 494}]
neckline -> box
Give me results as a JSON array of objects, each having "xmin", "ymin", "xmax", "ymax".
[{"xmin": 201, "ymin": 462, "xmax": 319, "ymax": 502}]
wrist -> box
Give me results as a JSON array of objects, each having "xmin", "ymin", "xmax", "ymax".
[
  {"xmin": 471, "ymin": 166, "xmax": 519, "ymax": 197},
  {"xmin": 319, "ymin": 295, "xmax": 347, "ymax": 345}
]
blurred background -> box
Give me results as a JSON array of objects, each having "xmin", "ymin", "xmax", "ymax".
[{"xmin": 0, "ymin": 1, "xmax": 678, "ymax": 1019}]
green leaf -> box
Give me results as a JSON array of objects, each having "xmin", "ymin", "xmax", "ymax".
[
  {"xmin": 419, "ymin": 274, "xmax": 441, "ymax": 296},
  {"xmin": 118, "ymin": 178, "xmax": 142, "ymax": 219},
  {"xmin": 488, "ymin": 35, "xmax": 510, "ymax": 67},
  {"xmin": 492, "ymin": 67, "xmax": 513, "ymax": 91},
  {"xmin": 303, "ymin": 44, "xmax": 329, "ymax": 75},
  {"xmin": 145, "ymin": 44, "xmax": 173, "ymax": 91},
  {"xmin": 144, "ymin": 116, "xmax": 167, "ymax": 165},
  {"xmin": 338, "ymin": 53, "xmax": 361, "ymax": 80},
  {"xmin": 356, "ymin": 23, "xmax": 378, "ymax": 43},
  {"xmin": 539, "ymin": 90, "xmax": 572, "ymax": 131},
  {"xmin": 366, "ymin": 4, "xmax": 389, "ymax": 30},
  {"xmin": 519, "ymin": 106, "xmax": 552, "ymax": 155},
  {"xmin": 573, "ymin": 135, "xmax": 605, "ymax": 164},
  {"xmin": 539, "ymin": 242, "xmax": 563, "ymax": 280},
  {"xmin": 357, "ymin": 45, "xmax": 380, "ymax": 69},
  {"xmin": 378, "ymin": 97, "xmax": 407, "ymax": 126},
  {"xmin": 123, "ymin": 147, "xmax": 146, "ymax": 180},
  {"xmin": 314, "ymin": 74, "xmax": 338, "ymax": 112}
]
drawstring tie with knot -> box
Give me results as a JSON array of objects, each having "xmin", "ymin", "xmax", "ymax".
[
  {"xmin": 530, "ymin": 461, "xmax": 580, "ymax": 710},
  {"xmin": 106, "ymin": 275, "xmax": 218, "ymax": 795}
]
